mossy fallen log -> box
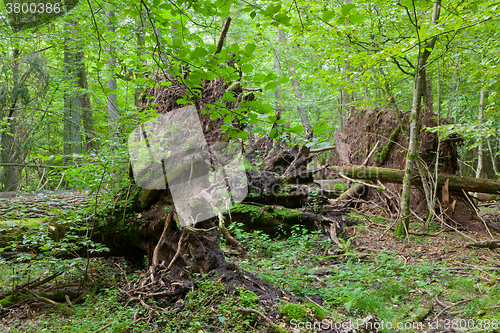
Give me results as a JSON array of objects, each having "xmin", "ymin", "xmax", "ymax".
[
  {"xmin": 328, "ymin": 165, "xmax": 500, "ymax": 195},
  {"xmin": 229, "ymin": 203, "xmax": 324, "ymax": 235}
]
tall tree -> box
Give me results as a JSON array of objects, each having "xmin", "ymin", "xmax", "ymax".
[
  {"xmin": 396, "ymin": 0, "xmax": 442, "ymax": 237},
  {"xmin": 63, "ymin": 19, "xmax": 94, "ymax": 155},
  {"xmin": 0, "ymin": 49, "xmax": 22, "ymax": 191},
  {"xmin": 63, "ymin": 29, "xmax": 83, "ymax": 156},
  {"xmin": 106, "ymin": 7, "xmax": 118, "ymax": 129},
  {"xmin": 476, "ymin": 86, "xmax": 485, "ymax": 180}
]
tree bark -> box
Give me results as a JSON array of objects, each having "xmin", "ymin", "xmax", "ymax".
[
  {"xmin": 106, "ymin": 8, "xmax": 118, "ymax": 128},
  {"xmin": 328, "ymin": 165, "xmax": 500, "ymax": 195},
  {"xmin": 397, "ymin": 0, "xmax": 441, "ymax": 237},
  {"xmin": 0, "ymin": 49, "xmax": 22, "ymax": 191},
  {"xmin": 63, "ymin": 23, "xmax": 84, "ymax": 156},
  {"xmin": 447, "ymin": 54, "xmax": 459, "ymax": 120},
  {"xmin": 474, "ymin": 86, "xmax": 485, "ymax": 200},
  {"xmin": 78, "ymin": 50, "xmax": 95, "ymax": 152},
  {"xmin": 64, "ymin": 21, "xmax": 94, "ymax": 154},
  {"xmin": 476, "ymin": 87, "xmax": 484, "ymax": 179}
]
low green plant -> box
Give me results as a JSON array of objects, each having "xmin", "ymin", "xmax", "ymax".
[{"xmin": 280, "ymin": 302, "xmax": 308, "ymax": 321}]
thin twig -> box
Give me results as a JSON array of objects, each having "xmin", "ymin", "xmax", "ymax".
[
  {"xmin": 166, "ymin": 229, "xmax": 186, "ymax": 271},
  {"xmin": 433, "ymin": 298, "xmax": 472, "ymax": 320},
  {"xmin": 152, "ymin": 211, "xmax": 173, "ymax": 266}
]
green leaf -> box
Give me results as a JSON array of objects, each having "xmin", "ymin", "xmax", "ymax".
[
  {"xmin": 350, "ymin": 13, "xmax": 365, "ymax": 23},
  {"xmin": 245, "ymin": 43, "xmax": 256, "ymax": 56},
  {"xmin": 202, "ymin": 71, "xmax": 216, "ymax": 81},
  {"xmin": 314, "ymin": 123, "xmax": 328, "ymax": 135},
  {"xmin": 250, "ymin": 11, "xmax": 256, "ymax": 19},
  {"xmin": 275, "ymin": 13, "xmax": 291, "ymax": 25},
  {"xmin": 266, "ymin": 73, "xmax": 278, "ymax": 81},
  {"xmin": 191, "ymin": 47, "xmax": 207, "ymax": 58},
  {"xmin": 265, "ymin": 4, "xmax": 281, "ymax": 15},
  {"xmin": 230, "ymin": 43, "xmax": 240, "ymax": 53},
  {"xmin": 342, "ymin": 4, "xmax": 355, "ymax": 16},
  {"xmin": 253, "ymin": 74, "xmax": 266, "ymax": 81},
  {"xmin": 322, "ymin": 10, "xmax": 335, "ymax": 22},
  {"xmin": 241, "ymin": 63, "xmax": 254, "ymax": 73},
  {"xmin": 223, "ymin": 92, "xmax": 237, "ymax": 102},
  {"xmin": 264, "ymin": 82, "xmax": 277, "ymax": 90},
  {"xmin": 223, "ymin": 116, "xmax": 232, "ymax": 124},
  {"xmin": 270, "ymin": 128, "xmax": 278, "ymax": 139},
  {"xmin": 208, "ymin": 45, "xmax": 217, "ymax": 54},
  {"xmin": 277, "ymin": 77, "xmax": 289, "ymax": 84},
  {"xmin": 260, "ymin": 103, "xmax": 274, "ymax": 113},
  {"xmin": 289, "ymin": 125, "xmax": 304, "ymax": 134},
  {"xmin": 238, "ymin": 130, "xmax": 248, "ymax": 141}
]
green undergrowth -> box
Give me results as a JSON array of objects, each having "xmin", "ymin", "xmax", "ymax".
[
  {"xmin": 2, "ymin": 221, "xmax": 500, "ymax": 332},
  {"xmin": 230, "ymin": 223, "xmax": 500, "ymax": 332},
  {"xmin": 3, "ymin": 288, "xmax": 154, "ymax": 333}
]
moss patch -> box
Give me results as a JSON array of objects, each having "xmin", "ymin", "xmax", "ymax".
[
  {"xmin": 229, "ymin": 203, "xmax": 304, "ymax": 234},
  {"xmin": 0, "ymin": 294, "xmax": 23, "ymax": 307},
  {"xmin": 280, "ymin": 302, "xmax": 308, "ymax": 321}
]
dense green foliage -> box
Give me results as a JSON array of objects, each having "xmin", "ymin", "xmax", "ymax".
[{"xmin": 0, "ymin": 0, "xmax": 498, "ymax": 191}]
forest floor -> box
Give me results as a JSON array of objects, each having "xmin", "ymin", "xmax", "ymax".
[{"xmin": 1, "ymin": 205, "xmax": 500, "ymax": 333}]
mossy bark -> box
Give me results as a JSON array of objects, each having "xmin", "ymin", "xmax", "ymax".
[{"xmin": 398, "ymin": 1, "xmax": 441, "ymax": 237}]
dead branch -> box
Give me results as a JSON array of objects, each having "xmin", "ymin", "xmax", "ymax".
[
  {"xmin": 239, "ymin": 307, "xmax": 290, "ymax": 333},
  {"xmin": 152, "ymin": 211, "xmax": 173, "ymax": 266},
  {"xmin": 215, "ymin": 17, "xmax": 232, "ymax": 55},
  {"xmin": 465, "ymin": 240, "xmax": 500, "ymax": 249}
]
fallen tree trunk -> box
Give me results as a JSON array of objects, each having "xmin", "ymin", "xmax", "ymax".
[{"xmin": 328, "ymin": 165, "xmax": 500, "ymax": 195}]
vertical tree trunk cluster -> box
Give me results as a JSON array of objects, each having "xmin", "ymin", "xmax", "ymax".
[
  {"xmin": 63, "ymin": 20, "xmax": 95, "ymax": 156},
  {"xmin": 0, "ymin": 49, "xmax": 22, "ymax": 191}
]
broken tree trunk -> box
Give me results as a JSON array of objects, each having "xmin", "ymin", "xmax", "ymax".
[{"xmin": 328, "ymin": 165, "xmax": 500, "ymax": 195}]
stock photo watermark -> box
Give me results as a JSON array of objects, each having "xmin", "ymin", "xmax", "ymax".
[
  {"xmin": 128, "ymin": 105, "xmax": 248, "ymax": 227},
  {"xmin": 290, "ymin": 318, "xmax": 499, "ymax": 331}
]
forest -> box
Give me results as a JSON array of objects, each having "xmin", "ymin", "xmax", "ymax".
[{"xmin": 1, "ymin": 0, "xmax": 500, "ymax": 332}]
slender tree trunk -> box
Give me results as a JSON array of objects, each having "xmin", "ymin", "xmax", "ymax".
[
  {"xmin": 78, "ymin": 51, "xmax": 95, "ymax": 151},
  {"xmin": 340, "ymin": 63, "xmax": 350, "ymax": 129},
  {"xmin": 274, "ymin": 34, "xmax": 281, "ymax": 107},
  {"xmin": 269, "ymin": 31, "xmax": 282, "ymax": 147},
  {"xmin": 339, "ymin": 0, "xmax": 352, "ymax": 129},
  {"xmin": 134, "ymin": 16, "xmax": 145, "ymax": 108},
  {"xmin": 396, "ymin": 0, "xmax": 441, "ymax": 237},
  {"xmin": 278, "ymin": 30, "xmax": 311, "ymax": 131},
  {"xmin": 487, "ymin": 139, "xmax": 499, "ymax": 178},
  {"xmin": 63, "ymin": 31, "xmax": 83, "ymax": 156},
  {"xmin": 425, "ymin": 74, "xmax": 433, "ymax": 112},
  {"xmin": 476, "ymin": 87, "xmax": 485, "ymax": 181},
  {"xmin": 106, "ymin": 9, "xmax": 118, "ymax": 128},
  {"xmin": 379, "ymin": 67, "xmax": 408, "ymax": 141},
  {"xmin": 447, "ymin": 54, "xmax": 459, "ymax": 120}
]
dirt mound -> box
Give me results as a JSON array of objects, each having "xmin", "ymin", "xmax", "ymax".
[
  {"xmin": 326, "ymin": 108, "xmax": 486, "ymax": 233},
  {"xmin": 140, "ymin": 76, "xmax": 250, "ymax": 145},
  {"xmin": 329, "ymin": 108, "xmax": 459, "ymax": 173}
]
